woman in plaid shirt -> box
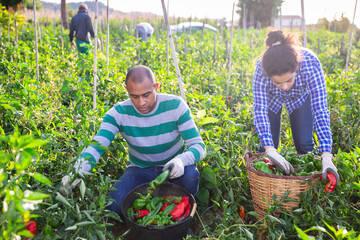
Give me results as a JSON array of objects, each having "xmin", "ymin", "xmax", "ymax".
[{"xmin": 252, "ymin": 30, "xmax": 339, "ymax": 186}]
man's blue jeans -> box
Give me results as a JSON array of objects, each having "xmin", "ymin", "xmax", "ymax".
[
  {"xmin": 107, "ymin": 165, "xmax": 200, "ymax": 216},
  {"xmin": 260, "ymin": 95, "xmax": 315, "ymax": 154}
]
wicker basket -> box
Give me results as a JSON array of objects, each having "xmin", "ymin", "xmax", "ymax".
[{"xmin": 245, "ymin": 151, "xmax": 320, "ymax": 219}]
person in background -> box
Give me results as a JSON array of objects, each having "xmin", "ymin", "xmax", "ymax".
[
  {"xmin": 252, "ymin": 30, "xmax": 339, "ymax": 186},
  {"xmin": 135, "ymin": 22, "xmax": 154, "ymax": 41},
  {"xmin": 62, "ymin": 65, "xmax": 205, "ymax": 217},
  {"xmin": 69, "ymin": 3, "xmax": 94, "ymax": 54}
]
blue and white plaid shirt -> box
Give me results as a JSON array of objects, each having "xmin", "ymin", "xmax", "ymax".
[{"xmin": 253, "ymin": 47, "xmax": 332, "ymax": 153}]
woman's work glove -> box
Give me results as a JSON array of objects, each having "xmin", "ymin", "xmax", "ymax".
[
  {"xmin": 265, "ymin": 147, "xmax": 295, "ymax": 175},
  {"xmin": 321, "ymin": 153, "xmax": 340, "ymax": 186},
  {"xmin": 162, "ymin": 157, "xmax": 184, "ymax": 179}
]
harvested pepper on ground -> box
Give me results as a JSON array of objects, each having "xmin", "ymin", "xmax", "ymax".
[
  {"xmin": 170, "ymin": 196, "xmax": 190, "ymax": 220},
  {"xmin": 238, "ymin": 205, "xmax": 246, "ymax": 220}
]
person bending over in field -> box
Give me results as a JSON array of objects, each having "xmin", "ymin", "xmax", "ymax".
[
  {"xmin": 252, "ymin": 30, "xmax": 339, "ymax": 186},
  {"xmin": 62, "ymin": 65, "xmax": 205, "ymax": 217},
  {"xmin": 69, "ymin": 3, "xmax": 94, "ymax": 54}
]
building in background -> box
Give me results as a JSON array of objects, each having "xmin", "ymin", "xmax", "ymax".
[{"xmin": 274, "ymin": 15, "xmax": 302, "ymax": 30}]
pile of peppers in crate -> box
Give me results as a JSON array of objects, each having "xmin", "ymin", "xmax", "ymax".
[
  {"xmin": 252, "ymin": 151, "xmax": 322, "ymax": 176},
  {"xmin": 126, "ymin": 169, "xmax": 191, "ymax": 226}
]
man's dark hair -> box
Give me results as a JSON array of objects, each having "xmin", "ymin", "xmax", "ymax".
[
  {"xmin": 125, "ymin": 65, "xmax": 155, "ymax": 85},
  {"xmin": 262, "ymin": 30, "xmax": 300, "ymax": 77}
]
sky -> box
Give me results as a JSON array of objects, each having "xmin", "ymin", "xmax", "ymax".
[{"xmin": 44, "ymin": 0, "xmax": 359, "ymax": 26}]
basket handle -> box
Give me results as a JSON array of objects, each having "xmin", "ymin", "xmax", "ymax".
[{"xmin": 190, "ymin": 202, "xmax": 197, "ymax": 218}]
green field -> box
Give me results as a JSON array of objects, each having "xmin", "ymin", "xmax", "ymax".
[{"xmin": 1, "ymin": 12, "xmax": 360, "ymax": 240}]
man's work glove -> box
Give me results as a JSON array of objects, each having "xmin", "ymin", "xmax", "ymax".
[
  {"xmin": 321, "ymin": 153, "xmax": 340, "ymax": 187},
  {"xmin": 265, "ymin": 147, "xmax": 295, "ymax": 175},
  {"xmin": 60, "ymin": 174, "xmax": 81, "ymax": 197},
  {"xmin": 162, "ymin": 157, "xmax": 184, "ymax": 179},
  {"xmin": 60, "ymin": 158, "xmax": 91, "ymax": 196}
]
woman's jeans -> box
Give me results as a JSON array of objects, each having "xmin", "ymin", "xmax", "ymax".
[
  {"xmin": 260, "ymin": 95, "xmax": 315, "ymax": 154},
  {"xmin": 107, "ymin": 165, "xmax": 200, "ymax": 217}
]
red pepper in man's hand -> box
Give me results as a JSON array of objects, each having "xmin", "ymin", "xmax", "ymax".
[
  {"xmin": 25, "ymin": 220, "xmax": 37, "ymax": 240},
  {"xmin": 170, "ymin": 196, "xmax": 189, "ymax": 220},
  {"xmin": 325, "ymin": 172, "xmax": 337, "ymax": 193},
  {"xmin": 262, "ymin": 157, "xmax": 274, "ymax": 169}
]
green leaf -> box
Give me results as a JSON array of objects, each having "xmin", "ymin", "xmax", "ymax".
[
  {"xmin": 16, "ymin": 150, "xmax": 32, "ymax": 171},
  {"xmin": 196, "ymin": 109, "xmax": 206, "ymax": 119},
  {"xmin": 17, "ymin": 229, "xmax": 34, "ymax": 237},
  {"xmin": 76, "ymin": 221, "xmax": 95, "ymax": 226},
  {"xmin": 267, "ymin": 215, "xmax": 281, "ymax": 224},
  {"xmin": 23, "ymin": 139, "xmax": 48, "ymax": 149},
  {"xmin": 244, "ymin": 228, "xmax": 253, "ymax": 239},
  {"xmin": 65, "ymin": 225, "xmax": 78, "ymax": 231},
  {"xmin": 196, "ymin": 188, "xmax": 210, "ymax": 204},
  {"xmin": 29, "ymin": 172, "xmax": 52, "ymax": 185},
  {"xmin": 199, "ymin": 117, "xmax": 220, "ymax": 126},
  {"xmin": 56, "ymin": 192, "xmax": 72, "ymax": 208},
  {"xmin": 46, "ymin": 203, "xmax": 59, "ymax": 210},
  {"xmin": 201, "ymin": 167, "xmax": 217, "ymax": 188},
  {"xmin": 26, "ymin": 192, "xmax": 51, "ymax": 200},
  {"xmin": 60, "ymin": 85, "xmax": 73, "ymax": 93},
  {"xmin": 294, "ymin": 225, "xmax": 312, "ymax": 240},
  {"xmin": 0, "ymin": 104, "xmax": 16, "ymax": 111},
  {"xmin": 96, "ymin": 230, "xmax": 106, "ymax": 240},
  {"xmin": 80, "ymin": 179, "xmax": 86, "ymax": 199}
]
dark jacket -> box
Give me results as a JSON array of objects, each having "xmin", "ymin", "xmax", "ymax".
[{"xmin": 69, "ymin": 10, "xmax": 94, "ymax": 43}]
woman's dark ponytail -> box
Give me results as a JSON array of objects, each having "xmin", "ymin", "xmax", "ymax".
[{"xmin": 262, "ymin": 30, "xmax": 300, "ymax": 77}]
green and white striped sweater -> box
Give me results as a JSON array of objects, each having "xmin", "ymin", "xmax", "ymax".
[{"xmin": 75, "ymin": 93, "xmax": 205, "ymax": 171}]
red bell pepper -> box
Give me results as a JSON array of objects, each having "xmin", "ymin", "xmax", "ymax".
[
  {"xmin": 325, "ymin": 172, "xmax": 336, "ymax": 193},
  {"xmin": 262, "ymin": 157, "xmax": 274, "ymax": 169},
  {"xmin": 25, "ymin": 220, "xmax": 37, "ymax": 240},
  {"xmin": 238, "ymin": 205, "xmax": 246, "ymax": 220},
  {"xmin": 160, "ymin": 203, "xmax": 169, "ymax": 212},
  {"xmin": 170, "ymin": 196, "xmax": 189, "ymax": 220},
  {"xmin": 136, "ymin": 209, "xmax": 150, "ymax": 218}
]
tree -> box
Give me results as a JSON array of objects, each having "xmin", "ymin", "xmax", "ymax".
[
  {"xmin": 61, "ymin": 0, "xmax": 68, "ymax": 29},
  {"xmin": 238, "ymin": 0, "xmax": 283, "ymax": 28},
  {"xmin": 0, "ymin": 0, "xmax": 22, "ymax": 10}
]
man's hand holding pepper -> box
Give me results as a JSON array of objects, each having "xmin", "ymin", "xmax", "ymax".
[
  {"xmin": 162, "ymin": 157, "xmax": 184, "ymax": 179},
  {"xmin": 265, "ymin": 147, "xmax": 295, "ymax": 175},
  {"xmin": 321, "ymin": 152, "xmax": 340, "ymax": 186}
]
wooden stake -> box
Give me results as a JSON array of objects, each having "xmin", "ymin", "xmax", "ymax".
[
  {"xmin": 106, "ymin": 0, "xmax": 109, "ymax": 67},
  {"xmin": 15, "ymin": 18, "xmax": 18, "ymax": 46},
  {"xmin": 301, "ymin": 0, "xmax": 307, "ymax": 47},
  {"xmin": 8, "ymin": 6, "xmax": 10, "ymax": 43},
  {"xmin": 345, "ymin": 0, "xmax": 358, "ymax": 76},
  {"xmin": 242, "ymin": 3, "xmax": 246, "ymax": 42},
  {"xmin": 161, "ymin": 0, "xmax": 186, "ymax": 102},
  {"xmin": 166, "ymin": 0, "xmax": 169, "ymax": 74},
  {"xmin": 33, "ymin": 0, "xmax": 39, "ymax": 82},
  {"xmin": 225, "ymin": 3, "xmax": 235, "ymax": 104},
  {"xmin": 93, "ymin": 0, "xmax": 98, "ymax": 123},
  {"xmin": 213, "ymin": 33, "xmax": 216, "ymax": 61}
]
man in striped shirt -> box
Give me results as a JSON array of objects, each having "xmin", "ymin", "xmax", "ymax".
[
  {"xmin": 253, "ymin": 30, "xmax": 339, "ymax": 186},
  {"xmin": 62, "ymin": 65, "xmax": 205, "ymax": 216}
]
